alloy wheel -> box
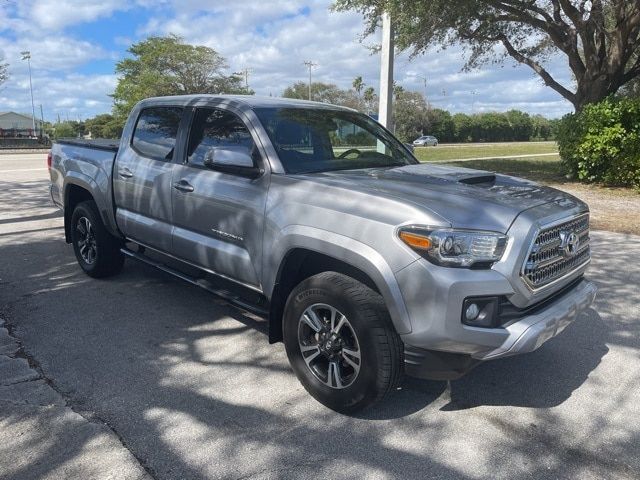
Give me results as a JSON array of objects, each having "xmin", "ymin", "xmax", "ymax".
[
  {"xmin": 76, "ymin": 216, "xmax": 97, "ymax": 265},
  {"xmin": 297, "ymin": 303, "xmax": 361, "ymax": 389}
]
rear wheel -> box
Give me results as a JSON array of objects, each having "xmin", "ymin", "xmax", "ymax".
[
  {"xmin": 70, "ymin": 200, "xmax": 124, "ymax": 278},
  {"xmin": 283, "ymin": 272, "xmax": 402, "ymax": 413}
]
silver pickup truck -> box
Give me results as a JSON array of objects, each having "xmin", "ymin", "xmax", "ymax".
[{"xmin": 49, "ymin": 95, "xmax": 597, "ymax": 412}]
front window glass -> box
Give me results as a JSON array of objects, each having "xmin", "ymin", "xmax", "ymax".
[
  {"xmin": 254, "ymin": 107, "xmax": 417, "ymax": 174},
  {"xmin": 187, "ymin": 108, "xmax": 257, "ymax": 167}
]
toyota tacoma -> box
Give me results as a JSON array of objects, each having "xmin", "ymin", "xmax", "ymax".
[{"xmin": 49, "ymin": 95, "xmax": 597, "ymax": 412}]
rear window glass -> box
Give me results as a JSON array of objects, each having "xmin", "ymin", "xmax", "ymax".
[{"xmin": 132, "ymin": 107, "xmax": 183, "ymax": 161}]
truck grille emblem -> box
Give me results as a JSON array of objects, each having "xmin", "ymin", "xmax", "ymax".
[{"xmin": 559, "ymin": 230, "xmax": 580, "ymax": 258}]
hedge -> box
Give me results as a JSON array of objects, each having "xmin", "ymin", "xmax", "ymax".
[{"xmin": 557, "ymin": 97, "xmax": 640, "ymax": 189}]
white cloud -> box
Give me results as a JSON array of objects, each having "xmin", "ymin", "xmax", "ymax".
[
  {"xmin": 0, "ymin": 72, "xmax": 116, "ymax": 120},
  {"xmin": 138, "ymin": 1, "xmax": 574, "ymax": 117},
  {"xmin": 0, "ymin": 0, "xmax": 576, "ymax": 120},
  {"xmin": 17, "ymin": 0, "xmax": 130, "ymax": 31}
]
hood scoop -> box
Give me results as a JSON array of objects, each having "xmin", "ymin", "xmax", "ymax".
[
  {"xmin": 373, "ymin": 163, "xmax": 498, "ymax": 187},
  {"xmin": 457, "ymin": 173, "xmax": 496, "ymax": 185}
]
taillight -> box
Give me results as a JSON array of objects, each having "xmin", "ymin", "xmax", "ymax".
[{"xmin": 47, "ymin": 151, "xmax": 52, "ymax": 171}]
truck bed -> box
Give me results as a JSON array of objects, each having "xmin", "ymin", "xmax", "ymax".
[
  {"xmin": 49, "ymin": 139, "xmax": 121, "ymax": 228},
  {"xmin": 56, "ymin": 138, "xmax": 120, "ymax": 152}
]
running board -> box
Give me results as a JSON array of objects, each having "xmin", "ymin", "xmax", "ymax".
[{"xmin": 120, "ymin": 248, "xmax": 269, "ymax": 318}]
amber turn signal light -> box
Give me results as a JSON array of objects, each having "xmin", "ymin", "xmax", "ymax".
[{"xmin": 399, "ymin": 231, "xmax": 432, "ymax": 250}]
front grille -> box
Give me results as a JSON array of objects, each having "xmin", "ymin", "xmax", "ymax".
[{"xmin": 522, "ymin": 214, "xmax": 590, "ymax": 290}]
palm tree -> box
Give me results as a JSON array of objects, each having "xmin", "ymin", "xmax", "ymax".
[
  {"xmin": 363, "ymin": 86, "xmax": 376, "ymax": 115},
  {"xmin": 352, "ymin": 76, "xmax": 364, "ymax": 97}
]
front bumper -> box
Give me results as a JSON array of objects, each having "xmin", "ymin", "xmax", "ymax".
[
  {"xmin": 401, "ymin": 278, "xmax": 597, "ymax": 379},
  {"xmin": 472, "ymin": 279, "xmax": 597, "ymax": 360},
  {"xmin": 395, "ymin": 242, "xmax": 598, "ymax": 370}
]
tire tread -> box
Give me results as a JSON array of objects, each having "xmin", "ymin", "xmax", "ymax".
[
  {"xmin": 71, "ymin": 200, "xmax": 124, "ymax": 278},
  {"xmin": 284, "ymin": 271, "xmax": 403, "ymax": 412}
]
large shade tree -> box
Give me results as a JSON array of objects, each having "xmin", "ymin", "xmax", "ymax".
[
  {"xmin": 113, "ymin": 35, "xmax": 250, "ymax": 117},
  {"xmin": 334, "ymin": 0, "xmax": 640, "ymax": 111}
]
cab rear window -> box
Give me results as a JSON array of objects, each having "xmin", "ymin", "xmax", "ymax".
[{"xmin": 132, "ymin": 107, "xmax": 183, "ymax": 161}]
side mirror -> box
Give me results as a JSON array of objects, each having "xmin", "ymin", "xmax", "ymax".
[{"xmin": 203, "ymin": 148, "xmax": 262, "ymax": 178}]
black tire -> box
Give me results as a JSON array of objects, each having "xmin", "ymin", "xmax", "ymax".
[
  {"xmin": 283, "ymin": 272, "xmax": 402, "ymax": 413},
  {"xmin": 70, "ymin": 200, "xmax": 124, "ymax": 278}
]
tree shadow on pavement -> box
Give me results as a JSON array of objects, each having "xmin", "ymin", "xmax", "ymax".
[{"xmin": 0, "ymin": 229, "xmax": 638, "ymax": 478}]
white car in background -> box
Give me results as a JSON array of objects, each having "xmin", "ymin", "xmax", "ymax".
[{"xmin": 413, "ymin": 135, "xmax": 438, "ymax": 146}]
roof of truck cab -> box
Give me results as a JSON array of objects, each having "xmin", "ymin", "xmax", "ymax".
[{"xmin": 137, "ymin": 94, "xmax": 355, "ymax": 111}]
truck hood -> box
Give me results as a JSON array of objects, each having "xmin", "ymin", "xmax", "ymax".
[{"xmin": 297, "ymin": 163, "xmax": 584, "ymax": 232}]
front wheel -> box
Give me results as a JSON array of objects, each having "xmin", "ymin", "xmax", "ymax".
[
  {"xmin": 70, "ymin": 200, "xmax": 124, "ymax": 278},
  {"xmin": 283, "ymin": 272, "xmax": 402, "ymax": 413}
]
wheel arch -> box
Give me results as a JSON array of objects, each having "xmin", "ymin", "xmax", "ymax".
[
  {"xmin": 266, "ymin": 229, "xmax": 412, "ymax": 343},
  {"xmin": 63, "ymin": 182, "xmax": 95, "ymax": 243},
  {"xmin": 63, "ymin": 174, "xmax": 120, "ymax": 243}
]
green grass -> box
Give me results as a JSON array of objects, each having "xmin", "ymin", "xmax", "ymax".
[
  {"xmin": 414, "ymin": 141, "xmax": 558, "ymax": 162},
  {"xmin": 442, "ymin": 156, "xmax": 566, "ymax": 184}
]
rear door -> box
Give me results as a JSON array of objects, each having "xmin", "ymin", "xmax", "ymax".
[
  {"xmin": 170, "ymin": 106, "xmax": 269, "ymax": 290},
  {"xmin": 113, "ymin": 106, "xmax": 185, "ymax": 252}
]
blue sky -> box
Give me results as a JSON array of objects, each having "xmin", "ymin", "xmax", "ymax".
[{"xmin": 0, "ymin": 0, "xmax": 575, "ymax": 121}]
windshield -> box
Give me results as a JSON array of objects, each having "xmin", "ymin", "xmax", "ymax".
[{"xmin": 254, "ymin": 107, "xmax": 418, "ymax": 174}]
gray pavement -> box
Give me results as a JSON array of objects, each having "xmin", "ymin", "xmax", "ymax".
[{"xmin": 0, "ymin": 153, "xmax": 638, "ymax": 479}]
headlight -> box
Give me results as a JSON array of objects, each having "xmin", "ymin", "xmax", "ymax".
[{"xmin": 399, "ymin": 227, "xmax": 508, "ymax": 268}]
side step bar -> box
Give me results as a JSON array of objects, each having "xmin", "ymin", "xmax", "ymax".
[{"xmin": 120, "ymin": 248, "xmax": 269, "ymax": 318}]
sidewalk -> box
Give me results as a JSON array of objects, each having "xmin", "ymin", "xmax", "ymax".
[{"xmin": 0, "ymin": 317, "xmax": 151, "ymax": 480}]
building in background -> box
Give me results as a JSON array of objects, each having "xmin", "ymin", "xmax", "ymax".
[{"xmin": 0, "ymin": 111, "xmax": 43, "ymax": 138}]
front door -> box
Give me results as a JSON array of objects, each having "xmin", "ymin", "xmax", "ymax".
[
  {"xmin": 113, "ymin": 106, "xmax": 184, "ymax": 252},
  {"xmin": 171, "ymin": 106, "xmax": 269, "ymax": 290}
]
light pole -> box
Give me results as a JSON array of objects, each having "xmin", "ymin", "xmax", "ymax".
[
  {"xmin": 303, "ymin": 61, "xmax": 317, "ymax": 101},
  {"xmin": 21, "ymin": 51, "xmax": 37, "ymax": 138},
  {"xmin": 470, "ymin": 90, "xmax": 478, "ymax": 114},
  {"xmin": 415, "ymin": 74, "xmax": 427, "ymax": 103},
  {"xmin": 378, "ymin": 12, "xmax": 394, "ymax": 130}
]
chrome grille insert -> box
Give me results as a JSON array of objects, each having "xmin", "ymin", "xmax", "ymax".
[{"xmin": 522, "ymin": 213, "xmax": 590, "ymax": 290}]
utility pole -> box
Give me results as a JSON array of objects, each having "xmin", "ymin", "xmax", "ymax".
[
  {"xmin": 378, "ymin": 12, "xmax": 394, "ymax": 130},
  {"xmin": 303, "ymin": 61, "xmax": 317, "ymax": 101},
  {"xmin": 470, "ymin": 90, "xmax": 478, "ymax": 114},
  {"xmin": 233, "ymin": 68, "xmax": 252, "ymax": 91},
  {"xmin": 21, "ymin": 51, "xmax": 36, "ymax": 137},
  {"xmin": 415, "ymin": 74, "xmax": 427, "ymax": 103}
]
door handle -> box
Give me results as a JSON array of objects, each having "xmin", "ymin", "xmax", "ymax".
[
  {"xmin": 118, "ymin": 167, "xmax": 133, "ymax": 179},
  {"xmin": 173, "ymin": 180, "xmax": 194, "ymax": 193}
]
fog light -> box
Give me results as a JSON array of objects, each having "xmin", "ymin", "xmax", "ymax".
[
  {"xmin": 465, "ymin": 303, "xmax": 480, "ymax": 321},
  {"xmin": 461, "ymin": 297, "xmax": 500, "ymax": 328}
]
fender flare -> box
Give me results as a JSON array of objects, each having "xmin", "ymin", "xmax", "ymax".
[
  {"xmin": 266, "ymin": 225, "xmax": 412, "ymax": 335},
  {"xmin": 63, "ymin": 173, "xmax": 120, "ymax": 239}
]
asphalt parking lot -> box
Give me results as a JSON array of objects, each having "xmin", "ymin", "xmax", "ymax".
[{"xmin": 1, "ymin": 153, "xmax": 639, "ymax": 479}]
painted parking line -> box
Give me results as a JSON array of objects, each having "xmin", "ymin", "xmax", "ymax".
[{"xmin": 0, "ymin": 168, "xmax": 48, "ymax": 173}]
